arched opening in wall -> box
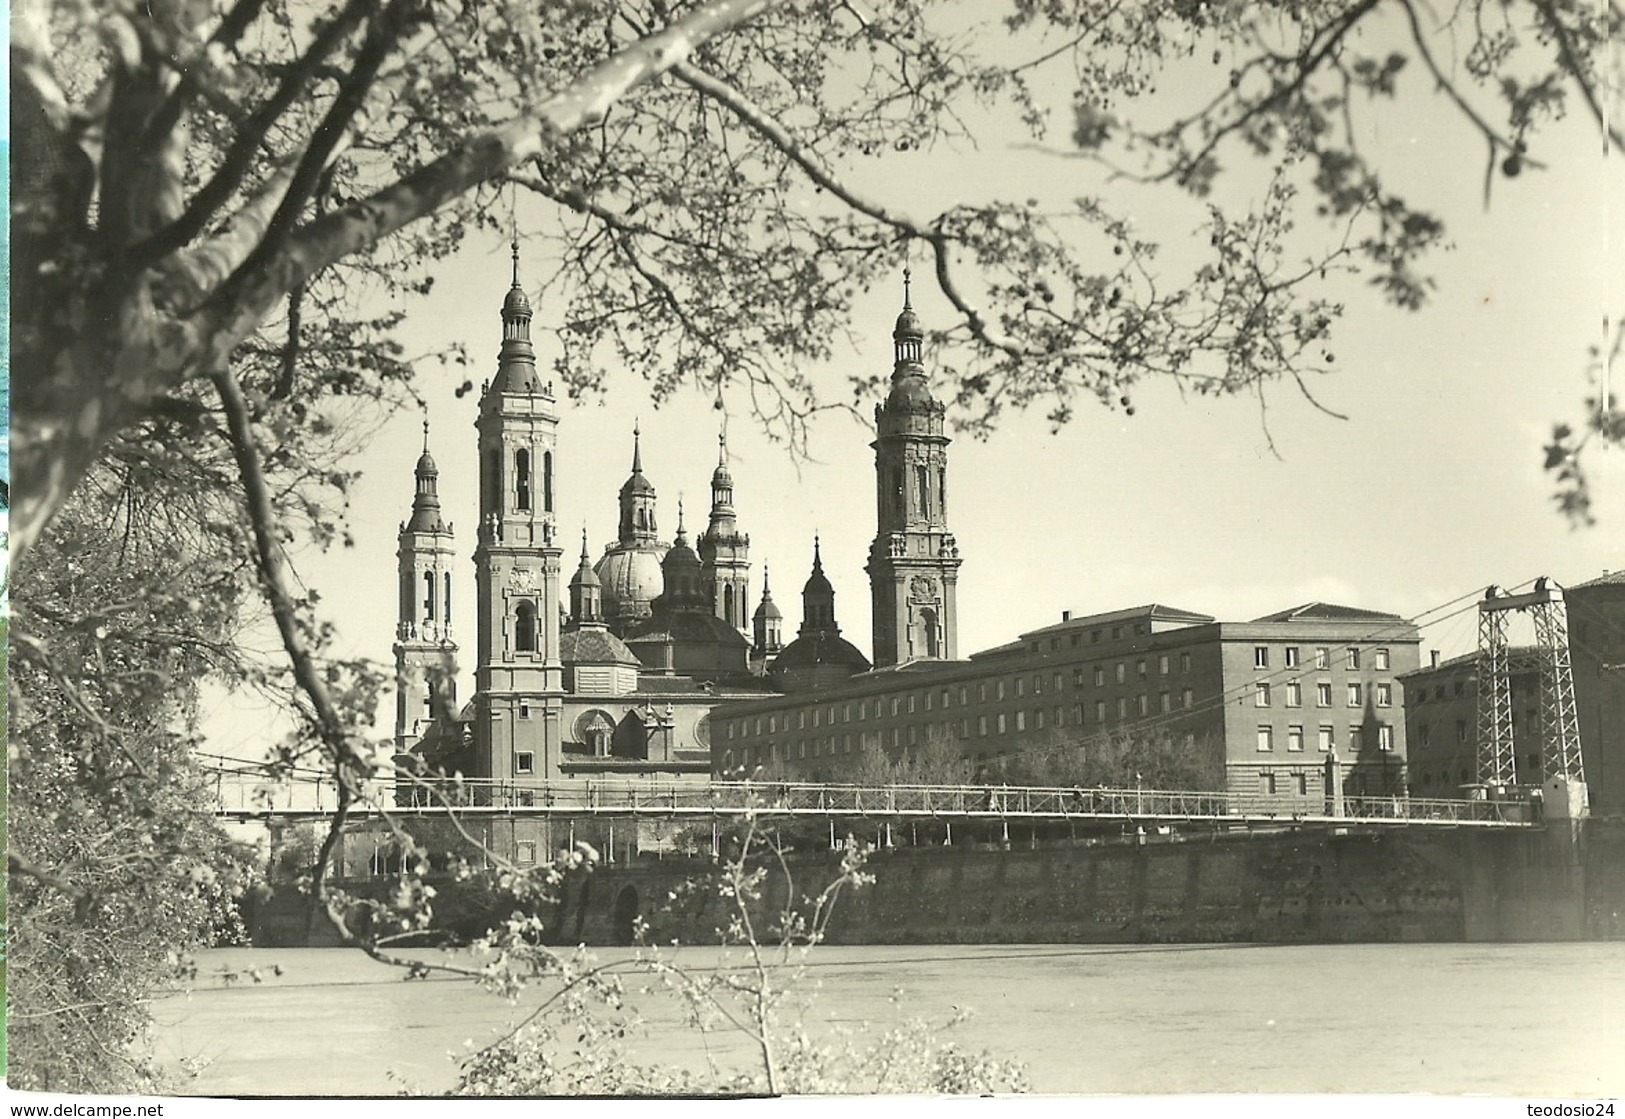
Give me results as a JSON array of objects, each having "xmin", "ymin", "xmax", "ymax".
[
  {"xmin": 916, "ymin": 464, "xmax": 931, "ymax": 518},
  {"xmin": 724, "ymin": 584, "xmax": 735, "ymax": 623},
  {"xmin": 576, "ymin": 710, "xmax": 615, "ymax": 756},
  {"xmin": 444, "ymin": 573, "xmax": 452, "ymax": 627},
  {"xmin": 423, "ymin": 571, "xmax": 436, "ymax": 622},
  {"xmin": 918, "ymin": 607, "xmax": 940, "ymax": 658},
  {"xmin": 611, "ymin": 886, "xmax": 640, "ymax": 946},
  {"xmin": 515, "ymin": 449, "xmax": 532, "ymax": 511},
  {"xmin": 485, "ymin": 449, "xmax": 501, "ymax": 516},
  {"xmin": 515, "ymin": 601, "xmax": 538, "ymax": 653},
  {"xmin": 543, "ymin": 451, "xmax": 554, "ymax": 512}
]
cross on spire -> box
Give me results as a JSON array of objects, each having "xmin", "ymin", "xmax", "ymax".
[{"xmin": 903, "ymin": 265, "xmax": 912, "ymax": 311}]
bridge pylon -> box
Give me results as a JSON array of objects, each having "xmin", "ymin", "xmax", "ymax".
[{"xmin": 1474, "ymin": 579, "xmax": 1586, "ymax": 809}]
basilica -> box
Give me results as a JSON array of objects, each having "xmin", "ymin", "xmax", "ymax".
[{"xmin": 392, "ymin": 250, "xmax": 962, "ymax": 788}]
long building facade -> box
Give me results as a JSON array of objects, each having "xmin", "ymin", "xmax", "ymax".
[{"xmin": 713, "ymin": 602, "xmax": 1420, "ymax": 803}]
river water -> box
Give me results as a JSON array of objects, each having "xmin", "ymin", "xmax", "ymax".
[{"xmin": 150, "ymin": 942, "xmax": 1625, "ymax": 1097}]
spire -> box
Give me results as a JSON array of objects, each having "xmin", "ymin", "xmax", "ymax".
[
  {"xmin": 676, "ymin": 495, "xmax": 686, "ymax": 541},
  {"xmin": 616, "ymin": 424, "xmax": 657, "ymax": 544},
  {"xmin": 632, "ymin": 420, "xmax": 643, "ymax": 473},
  {"xmin": 800, "ymin": 536, "xmax": 837, "ymax": 635},
  {"xmin": 406, "ymin": 425, "xmax": 449, "ymax": 534},
  {"xmin": 812, "ymin": 534, "xmax": 824, "ymax": 573},
  {"xmin": 893, "ymin": 267, "xmax": 924, "ymax": 368},
  {"xmin": 491, "ymin": 236, "xmax": 541, "ymax": 394},
  {"xmin": 580, "ymin": 526, "xmax": 592, "ymax": 566}
]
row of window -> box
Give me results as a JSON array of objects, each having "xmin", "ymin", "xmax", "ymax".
[
  {"xmin": 728, "ymin": 686, "xmax": 1206, "ymax": 740},
  {"xmin": 1030, "ymin": 621, "xmax": 1151, "ymax": 654},
  {"xmin": 1253, "ymin": 646, "xmax": 1391, "ymax": 671},
  {"xmin": 1255, "ymin": 723, "xmax": 1394, "ymax": 752},
  {"xmin": 1252, "ymin": 681, "xmax": 1393, "ymax": 708}
]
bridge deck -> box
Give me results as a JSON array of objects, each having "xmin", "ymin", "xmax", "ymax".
[{"xmin": 211, "ymin": 778, "xmax": 1539, "ymax": 830}]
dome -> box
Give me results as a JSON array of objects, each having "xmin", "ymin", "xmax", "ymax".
[
  {"xmin": 561, "ymin": 626, "xmax": 641, "ymax": 667},
  {"xmin": 893, "ymin": 305, "xmax": 923, "ymax": 339},
  {"xmin": 415, "ymin": 449, "xmax": 438, "ymax": 474},
  {"xmin": 620, "ymin": 470, "xmax": 656, "ymax": 496},
  {"xmin": 753, "ymin": 594, "xmax": 782, "ymax": 621},
  {"xmin": 711, "ymin": 460, "xmax": 733, "ymax": 488},
  {"xmin": 884, "ymin": 371, "xmax": 936, "ymax": 410},
  {"xmin": 503, "ymin": 284, "xmax": 531, "ymax": 316},
  {"xmin": 768, "ymin": 632, "xmax": 872, "ymax": 693},
  {"xmin": 595, "ymin": 545, "xmax": 665, "ymax": 619}
]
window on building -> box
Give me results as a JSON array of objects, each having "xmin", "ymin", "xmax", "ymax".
[
  {"xmin": 1112, "ymin": 626, "xmax": 1122, "ymax": 639},
  {"xmin": 800, "ymin": 711, "xmax": 808, "ymax": 729},
  {"xmin": 979, "ymin": 683, "xmax": 988, "ymax": 702},
  {"xmin": 997, "ymin": 680, "xmax": 1006, "ymax": 700},
  {"xmin": 1035, "ymin": 708, "xmax": 1046, "ymax": 730},
  {"xmin": 1181, "ymin": 652, "xmax": 1192, "ymax": 674},
  {"xmin": 1138, "ymin": 659, "xmax": 1148, "ymax": 678},
  {"xmin": 1316, "ymin": 682, "xmax": 1333, "ymax": 707},
  {"xmin": 1346, "ymin": 647, "xmax": 1361, "ymax": 671},
  {"xmin": 960, "ymin": 686, "xmax": 968, "ymax": 705},
  {"xmin": 890, "ymin": 698, "xmax": 899, "ymax": 717},
  {"xmin": 1293, "ymin": 772, "xmax": 1309, "ymax": 795},
  {"xmin": 960, "ymin": 719, "xmax": 970, "ymax": 738},
  {"xmin": 1138, "ymin": 694, "xmax": 1149, "ymax": 716},
  {"xmin": 996, "ymin": 713, "xmax": 1007, "ymax": 733},
  {"xmin": 1378, "ymin": 724, "xmax": 1394, "ymax": 752},
  {"xmin": 1074, "ymin": 703, "xmax": 1084, "ymax": 725},
  {"xmin": 1315, "ymin": 647, "xmax": 1330, "ymax": 670},
  {"xmin": 1035, "ymin": 673, "xmax": 1044, "ymax": 694},
  {"xmin": 1159, "ymin": 654, "xmax": 1170, "ymax": 675},
  {"xmin": 1116, "ymin": 697, "xmax": 1128, "ymax": 719},
  {"xmin": 1456, "ymin": 719, "xmax": 1468, "ymax": 743},
  {"xmin": 519, "ymin": 701, "xmax": 531, "ymax": 720},
  {"xmin": 1054, "ymin": 672, "xmax": 1064, "ymax": 692},
  {"xmin": 845, "ymin": 734, "xmax": 853, "ymax": 753},
  {"xmin": 1375, "ymin": 648, "xmax": 1390, "ymax": 671},
  {"xmin": 1318, "ymin": 725, "xmax": 1334, "ymax": 751},
  {"xmin": 1285, "ymin": 647, "xmax": 1300, "ymax": 668},
  {"xmin": 1287, "ymin": 725, "xmax": 1305, "ymax": 752},
  {"xmin": 515, "ymin": 752, "xmax": 534, "ymax": 775},
  {"xmin": 1348, "ymin": 725, "xmax": 1364, "ymax": 751},
  {"xmin": 1419, "ymin": 723, "xmax": 1431, "ymax": 746},
  {"xmin": 978, "ymin": 715, "xmax": 989, "ymax": 736},
  {"xmin": 1054, "ymin": 706, "xmax": 1064, "ymax": 727},
  {"xmin": 1376, "ymin": 683, "xmax": 1392, "ymax": 707},
  {"xmin": 770, "ymin": 715, "xmax": 779, "ymax": 732},
  {"xmin": 514, "ymin": 600, "xmax": 537, "ymax": 653},
  {"xmin": 1015, "ymin": 677, "xmax": 1025, "ymax": 697},
  {"xmin": 925, "ymin": 692, "xmax": 933, "ymax": 711},
  {"xmin": 1095, "ymin": 700, "xmax": 1107, "ymax": 723},
  {"xmin": 1093, "ymin": 666, "xmax": 1105, "ymax": 687},
  {"xmin": 1182, "ymin": 688, "xmax": 1193, "ymax": 709},
  {"xmin": 515, "ymin": 448, "xmax": 535, "ymax": 511},
  {"xmin": 1255, "ymin": 683, "xmax": 1272, "ymax": 707},
  {"xmin": 909, "ymin": 694, "xmax": 917, "ymax": 713},
  {"xmin": 1160, "ymin": 692, "xmax": 1172, "ymax": 714},
  {"xmin": 1072, "ymin": 634, "xmax": 1081, "ymax": 647},
  {"xmin": 1347, "ymin": 682, "xmax": 1363, "ymax": 707},
  {"xmin": 1254, "ymin": 646, "xmax": 1270, "ymax": 669},
  {"xmin": 1453, "ymin": 681, "xmax": 1464, "ymax": 697},
  {"xmin": 1285, "ymin": 682, "xmax": 1302, "ymax": 708},
  {"xmin": 1257, "ymin": 725, "xmax": 1274, "ymax": 752},
  {"xmin": 1015, "ymin": 711, "xmax": 1026, "ymax": 731},
  {"xmin": 516, "ymin": 841, "xmax": 537, "ymax": 866},
  {"xmin": 1115, "ymin": 663, "xmax": 1126, "ymax": 684},
  {"xmin": 1261, "ymin": 772, "xmax": 1278, "ymax": 795}
]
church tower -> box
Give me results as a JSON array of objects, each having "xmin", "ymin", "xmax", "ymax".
[
  {"xmin": 594, "ymin": 426, "xmax": 668, "ymax": 635},
  {"xmin": 866, "ymin": 270, "xmax": 961, "ymax": 667},
  {"xmin": 752, "ymin": 564, "xmax": 783, "ymax": 661},
  {"xmin": 393, "ymin": 425, "xmax": 459, "ymax": 757},
  {"xmin": 698, "ymin": 433, "xmax": 751, "ymax": 636},
  {"xmin": 472, "ymin": 242, "xmax": 564, "ymax": 782}
]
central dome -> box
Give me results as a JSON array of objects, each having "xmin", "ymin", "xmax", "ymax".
[{"xmin": 594, "ymin": 544, "xmax": 665, "ymax": 627}]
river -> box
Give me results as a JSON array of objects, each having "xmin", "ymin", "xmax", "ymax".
[{"xmin": 150, "ymin": 942, "xmax": 1625, "ymax": 1097}]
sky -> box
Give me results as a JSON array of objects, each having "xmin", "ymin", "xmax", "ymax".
[{"xmin": 202, "ymin": 7, "xmax": 1623, "ymax": 756}]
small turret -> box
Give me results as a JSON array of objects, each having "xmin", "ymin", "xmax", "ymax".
[{"xmin": 752, "ymin": 563, "xmax": 784, "ymax": 658}]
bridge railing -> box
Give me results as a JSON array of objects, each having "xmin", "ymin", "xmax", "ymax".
[{"xmin": 211, "ymin": 771, "xmax": 1535, "ymax": 825}]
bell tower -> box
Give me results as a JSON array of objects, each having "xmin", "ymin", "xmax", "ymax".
[
  {"xmin": 866, "ymin": 270, "xmax": 961, "ymax": 667},
  {"xmin": 699, "ymin": 433, "xmax": 751, "ymax": 636},
  {"xmin": 393, "ymin": 423, "xmax": 459, "ymax": 757},
  {"xmin": 473, "ymin": 241, "xmax": 564, "ymax": 783}
]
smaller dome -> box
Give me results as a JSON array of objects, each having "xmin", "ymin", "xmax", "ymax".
[
  {"xmin": 893, "ymin": 306, "xmax": 923, "ymax": 339},
  {"xmin": 416, "ymin": 449, "xmax": 438, "ymax": 474},
  {"xmin": 885, "ymin": 371, "xmax": 936, "ymax": 410},
  {"xmin": 711, "ymin": 460, "xmax": 733, "ymax": 488},
  {"xmin": 664, "ymin": 534, "xmax": 701, "ymax": 571},
  {"xmin": 621, "ymin": 470, "xmax": 656, "ymax": 496},
  {"xmin": 754, "ymin": 594, "xmax": 782, "ymax": 621},
  {"xmin": 503, "ymin": 284, "xmax": 531, "ymax": 316}
]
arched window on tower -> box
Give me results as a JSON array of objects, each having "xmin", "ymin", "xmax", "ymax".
[
  {"xmin": 423, "ymin": 571, "xmax": 436, "ymax": 622},
  {"xmin": 422, "ymin": 680, "xmax": 434, "ymax": 718},
  {"xmin": 724, "ymin": 584, "xmax": 735, "ymax": 624},
  {"xmin": 939, "ymin": 467, "xmax": 947, "ymax": 516},
  {"xmin": 919, "ymin": 607, "xmax": 940, "ymax": 658},
  {"xmin": 515, "ymin": 449, "xmax": 531, "ymax": 511},
  {"xmin": 543, "ymin": 451, "xmax": 554, "ymax": 512},
  {"xmin": 515, "ymin": 601, "xmax": 538, "ymax": 653},
  {"xmin": 401, "ymin": 572, "xmax": 414, "ymax": 624},
  {"xmin": 484, "ymin": 449, "xmax": 501, "ymax": 516},
  {"xmin": 443, "ymin": 573, "xmax": 452, "ymax": 628},
  {"xmin": 916, "ymin": 464, "xmax": 931, "ymax": 519}
]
